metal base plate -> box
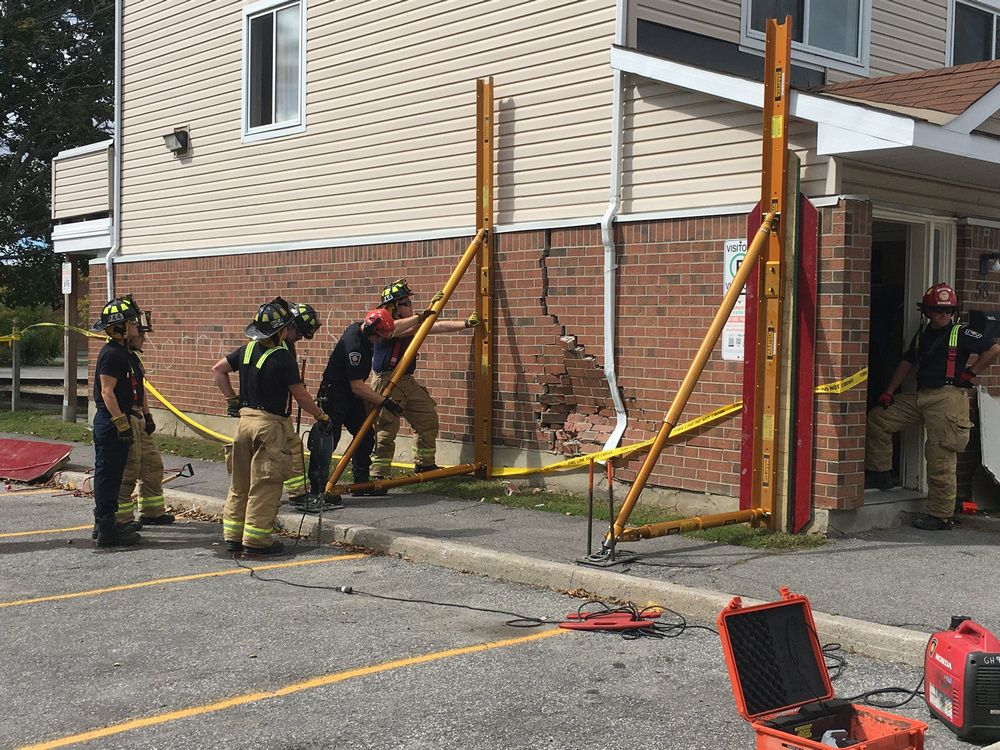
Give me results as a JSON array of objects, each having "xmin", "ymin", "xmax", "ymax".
[
  {"xmin": 575, "ymin": 550, "xmax": 637, "ymax": 568},
  {"xmin": 288, "ymin": 493, "xmax": 345, "ymax": 513}
]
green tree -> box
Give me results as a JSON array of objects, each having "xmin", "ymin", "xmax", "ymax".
[{"xmin": 0, "ymin": 0, "xmax": 112, "ymax": 308}]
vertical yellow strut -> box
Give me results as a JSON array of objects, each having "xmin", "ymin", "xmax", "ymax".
[
  {"xmin": 751, "ymin": 17, "xmax": 792, "ymax": 526},
  {"xmin": 474, "ymin": 78, "xmax": 494, "ymax": 479}
]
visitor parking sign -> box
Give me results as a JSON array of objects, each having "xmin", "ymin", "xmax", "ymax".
[{"xmin": 722, "ymin": 239, "xmax": 746, "ymax": 362}]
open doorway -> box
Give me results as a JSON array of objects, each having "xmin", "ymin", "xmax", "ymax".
[{"xmin": 868, "ymin": 222, "xmax": 907, "ymax": 485}]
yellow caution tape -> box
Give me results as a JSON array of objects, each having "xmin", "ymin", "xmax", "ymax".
[{"xmin": 813, "ymin": 366, "xmax": 868, "ymax": 394}]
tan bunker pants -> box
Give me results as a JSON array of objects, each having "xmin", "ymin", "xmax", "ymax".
[
  {"xmin": 117, "ymin": 413, "xmax": 165, "ymax": 522},
  {"xmin": 370, "ymin": 373, "xmax": 439, "ymax": 476}
]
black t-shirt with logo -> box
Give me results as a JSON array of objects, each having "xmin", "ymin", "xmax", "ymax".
[
  {"xmin": 94, "ymin": 340, "xmax": 136, "ymax": 412},
  {"xmin": 225, "ymin": 341, "xmax": 301, "ymax": 417},
  {"xmin": 903, "ymin": 323, "xmax": 993, "ymax": 389},
  {"xmin": 321, "ymin": 322, "xmax": 373, "ymax": 397}
]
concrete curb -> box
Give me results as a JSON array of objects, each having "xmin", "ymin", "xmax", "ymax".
[{"xmin": 54, "ymin": 469, "xmax": 930, "ymax": 667}]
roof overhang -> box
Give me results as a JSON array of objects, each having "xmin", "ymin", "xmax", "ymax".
[{"xmin": 611, "ymin": 46, "xmax": 1000, "ymax": 189}]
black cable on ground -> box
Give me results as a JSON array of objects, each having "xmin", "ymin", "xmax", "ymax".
[{"xmin": 573, "ymin": 600, "xmax": 719, "ymax": 639}]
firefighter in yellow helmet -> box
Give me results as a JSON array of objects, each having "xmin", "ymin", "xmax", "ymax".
[
  {"xmin": 89, "ymin": 297, "xmax": 143, "ymax": 547},
  {"xmin": 866, "ymin": 283, "xmax": 1000, "ymax": 530},
  {"xmin": 112, "ymin": 299, "xmax": 174, "ymax": 531},
  {"xmin": 211, "ymin": 300, "xmax": 331, "ymax": 554},
  {"xmin": 278, "ymin": 301, "xmax": 322, "ymax": 500},
  {"xmin": 369, "ymin": 279, "xmax": 479, "ymax": 479}
]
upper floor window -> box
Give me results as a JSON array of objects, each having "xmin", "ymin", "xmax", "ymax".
[
  {"xmin": 242, "ymin": 0, "xmax": 306, "ymax": 141},
  {"xmin": 952, "ymin": 1, "xmax": 1000, "ymax": 64},
  {"xmin": 742, "ymin": 0, "xmax": 870, "ymax": 75}
]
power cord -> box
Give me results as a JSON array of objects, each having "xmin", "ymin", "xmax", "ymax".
[{"xmin": 571, "ymin": 600, "xmax": 719, "ymax": 640}]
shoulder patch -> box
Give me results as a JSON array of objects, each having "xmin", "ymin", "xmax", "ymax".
[
  {"xmin": 964, "ymin": 329, "xmax": 983, "ymax": 339},
  {"xmin": 349, "ymin": 351, "xmax": 362, "ymax": 366}
]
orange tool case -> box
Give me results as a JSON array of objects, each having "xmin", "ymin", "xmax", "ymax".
[{"xmin": 717, "ymin": 587, "xmax": 927, "ymax": 750}]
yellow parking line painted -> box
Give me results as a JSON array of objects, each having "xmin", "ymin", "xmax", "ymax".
[
  {"xmin": 20, "ymin": 628, "xmax": 566, "ymax": 750},
  {"xmin": 0, "ymin": 489, "xmax": 60, "ymax": 497},
  {"xmin": 0, "ymin": 554, "xmax": 365, "ymax": 609},
  {"xmin": 0, "ymin": 525, "xmax": 91, "ymax": 539}
]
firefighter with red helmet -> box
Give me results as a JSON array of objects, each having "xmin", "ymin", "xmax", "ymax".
[
  {"xmin": 370, "ymin": 279, "xmax": 479, "ymax": 479},
  {"xmin": 307, "ymin": 307, "xmax": 420, "ymax": 500},
  {"xmin": 865, "ymin": 283, "xmax": 1000, "ymax": 530},
  {"xmin": 211, "ymin": 300, "xmax": 330, "ymax": 554}
]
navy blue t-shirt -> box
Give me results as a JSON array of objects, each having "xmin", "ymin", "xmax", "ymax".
[
  {"xmin": 372, "ymin": 335, "xmax": 417, "ymax": 375},
  {"xmin": 321, "ymin": 323, "xmax": 373, "ymax": 397},
  {"xmin": 94, "ymin": 340, "xmax": 136, "ymax": 412},
  {"xmin": 903, "ymin": 323, "xmax": 993, "ymax": 389}
]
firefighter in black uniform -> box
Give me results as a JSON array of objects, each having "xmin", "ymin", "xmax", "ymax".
[
  {"xmin": 308, "ymin": 308, "xmax": 415, "ymax": 499},
  {"xmin": 866, "ymin": 283, "xmax": 1000, "ymax": 530},
  {"xmin": 211, "ymin": 301, "xmax": 330, "ymax": 554},
  {"xmin": 90, "ymin": 297, "xmax": 143, "ymax": 547}
]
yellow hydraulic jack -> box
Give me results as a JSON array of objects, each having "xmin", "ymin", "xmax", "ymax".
[
  {"xmin": 584, "ymin": 17, "xmax": 794, "ymax": 565},
  {"xmin": 321, "ymin": 79, "xmax": 495, "ymax": 499}
]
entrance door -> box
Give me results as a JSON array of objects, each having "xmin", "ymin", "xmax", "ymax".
[{"xmin": 868, "ymin": 214, "xmax": 956, "ymax": 493}]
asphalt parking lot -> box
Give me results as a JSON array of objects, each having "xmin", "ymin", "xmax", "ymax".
[{"xmin": 0, "ymin": 485, "xmax": 973, "ymax": 750}]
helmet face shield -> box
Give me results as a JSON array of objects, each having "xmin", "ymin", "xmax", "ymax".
[{"xmin": 137, "ymin": 310, "xmax": 153, "ymax": 333}]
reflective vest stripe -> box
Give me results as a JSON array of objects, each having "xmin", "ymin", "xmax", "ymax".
[
  {"xmin": 242, "ymin": 341, "xmax": 288, "ymax": 368},
  {"xmin": 945, "ymin": 324, "xmax": 961, "ymax": 381}
]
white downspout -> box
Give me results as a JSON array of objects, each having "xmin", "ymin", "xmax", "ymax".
[
  {"xmin": 600, "ymin": 0, "xmax": 628, "ymax": 453},
  {"xmin": 105, "ymin": 0, "xmax": 123, "ymax": 298}
]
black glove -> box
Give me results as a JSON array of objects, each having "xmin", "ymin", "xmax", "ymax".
[
  {"xmin": 312, "ymin": 412, "xmax": 332, "ymax": 436},
  {"xmin": 381, "ymin": 397, "xmax": 404, "ymax": 417},
  {"xmin": 226, "ymin": 396, "xmax": 241, "ymax": 418},
  {"xmin": 144, "ymin": 413, "xmax": 156, "ymax": 435},
  {"xmin": 112, "ymin": 413, "xmax": 134, "ymax": 446}
]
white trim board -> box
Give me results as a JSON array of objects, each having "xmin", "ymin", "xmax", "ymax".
[{"xmin": 52, "ymin": 140, "xmax": 113, "ymax": 162}]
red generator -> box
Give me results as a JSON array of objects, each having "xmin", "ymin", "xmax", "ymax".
[
  {"xmin": 719, "ymin": 588, "xmax": 927, "ymax": 750},
  {"xmin": 924, "ymin": 616, "xmax": 1000, "ymax": 741}
]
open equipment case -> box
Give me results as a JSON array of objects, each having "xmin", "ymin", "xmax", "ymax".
[{"xmin": 717, "ymin": 587, "xmax": 927, "ymax": 749}]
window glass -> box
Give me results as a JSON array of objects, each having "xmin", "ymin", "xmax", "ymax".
[
  {"xmin": 954, "ymin": 2, "xmax": 994, "ymax": 64},
  {"xmin": 275, "ymin": 4, "xmax": 300, "ymax": 124},
  {"xmin": 751, "ymin": 0, "xmax": 804, "ymax": 41},
  {"xmin": 249, "ymin": 13, "xmax": 274, "ymax": 129},
  {"xmin": 809, "ymin": 0, "xmax": 859, "ymax": 57}
]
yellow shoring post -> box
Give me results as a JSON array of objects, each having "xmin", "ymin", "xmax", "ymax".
[
  {"xmin": 751, "ymin": 16, "xmax": 792, "ymax": 528},
  {"xmin": 600, "ymin": 212, "xmax": 777, "ymax": 550},
  {"xmin": 618, "ymin": 508, "xmax": 770, "ymax": 542},
  {"xmin": 326, "ymin": 463, "xmax": 481, "ymax": 498},
  {"xmin": 474, "ymin": 77, "xmax": 495, "ymax": 479},
  {"xmin": 323, "ymin": 229, "xmax": 487, "ymax": 494}
]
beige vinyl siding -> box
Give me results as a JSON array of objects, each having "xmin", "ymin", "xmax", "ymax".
[
  {"xmin": 622, "ymin": 81, "xmax": 829, "ymax": 214},
  {"xmin": 842, "ymin": 160, "xmax": 1000, "ymax": 220},
  {"xmin": 867, "ymin": 0, "xmax": 946, "ymax": 77},
  {"xmin": 119, "ymin": 0, "xmax": 615, "ymax": 255},
  {"xmin": 51, "ymin": 148, "xmax": 111, "ymax": 221},
  {"xmin": 636, "ymin": 0, "xmax": 741, "ymax": 43}
]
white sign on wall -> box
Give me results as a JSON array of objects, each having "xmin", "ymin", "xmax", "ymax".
[
  {"xmin": 61, "ymin": 262, "xmax": 73, "ymax": 295},
  {"xmin": 722, "ymin": 239, "xmax": 746, "ymax": 362}
]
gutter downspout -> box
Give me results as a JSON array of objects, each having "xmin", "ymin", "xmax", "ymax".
[
  {"xmin": 600, "ymin": 0, "xmax": 628, "ymax": 453},
  {"xmin": 105, "ymin": 0, "xmax": 123, "ymax": 298}
]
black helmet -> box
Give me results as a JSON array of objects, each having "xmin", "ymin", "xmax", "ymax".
[
  {"xmin": 122, "ymin": 294, "xmax": 154, "ymax": 333},
  {"xmin": 290, "ymin": 302, "xmax": 320, "ymax": 339},
  {"xmin": 245, "ymin": 299, "xmax": 293, "ymax": 341},
  {"xmin": 379, "ymin": 278, "xmax": 413, "ymax": 308},
  {"xmin": 91, "ymin": 297, "xmax": 140, "ymax": 334}
]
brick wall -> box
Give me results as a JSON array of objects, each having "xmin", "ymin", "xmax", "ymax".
[{"xmin": 91, "ymin": 204, "xmax": 868, "ymax": 507}]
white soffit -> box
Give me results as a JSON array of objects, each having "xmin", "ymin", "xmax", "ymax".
[{"xmin": 610, "ymin": 46, "xmax": 1000, "ymax": 168}]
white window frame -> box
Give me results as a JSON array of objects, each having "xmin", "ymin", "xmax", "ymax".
[
  {"xmin": 740, "ymin": 0, "xmax": 872, "ymax": 77},
  {"xmin": 947, "ymin": 0, "xmax": 1000, "ymax": 65},
  {"xmin": 241, "ymin": 0, "xmax": 307, "ymax": 143}
]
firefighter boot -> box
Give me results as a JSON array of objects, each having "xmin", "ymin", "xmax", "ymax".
[
  {"xmin": 350, "ymin": 469, "xmax": 387, "ymax": 497},
  {"xmin": 94, "ymin": 516, "xmax": 141, "ymax": 547},
  {"xmin": 140, "ymin": 512, "xmax": 176, "ymax": 526},
  {"xmin": 91, "ymin": 519, "xmax": 142, "ymax": 540},
  {"xmin": 911, "ymin": 513, "xmax": 955, "ymax": 531},
  {"xmin": 864, "ymin": 470, "xmax": 894, "ymax": 491}
]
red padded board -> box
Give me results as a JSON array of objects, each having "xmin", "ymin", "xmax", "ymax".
[{"xmin": 0, "ymin": 438, "xmax": 72, "ymax": 482}]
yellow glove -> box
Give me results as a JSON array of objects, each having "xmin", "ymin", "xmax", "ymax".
[
  {"xmin": 465, "ymin": 313, "xmax": 481, "ymax": 329},
  {"xmin": 430, "ymin": 290, "xmax": 445, "ymax": 304},
  {"xmin": 111, "ymin": 413, "xmax": 134, "ymax": 445}
]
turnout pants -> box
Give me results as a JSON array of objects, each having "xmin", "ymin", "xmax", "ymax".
[
  {"xmin": 370, "ymin": 373, "xmax": 439, "ymax": 477},
  {"xmin": 865, "ymin": 385, "xmax": 973, "ymax": 518},
  {"xmin": 307, "ymin": 396, "xmax": 373, "ymax": 494},
  {"xmin": 93, "ymin": 408, "xmax": 131, "ymax": 522},
  {"xmin": 282, "ymin": 417, "xmax": 307, "ymax": 495},
  {"xmin": 223, "ymin": 409, "xmax": 293, "ymax": 550},
  {"xmin": 117, "ymin": 414, "xmax": 165, "ymax": 522}
]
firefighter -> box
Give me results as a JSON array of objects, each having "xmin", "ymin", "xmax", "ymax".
[
  {"xmin": 865, "ymin": 283, "xmax": 1000, "ymax": 530},
  {"xmin": 211, "ymin": 301, "xmax": 330, "ymax": 554},
  {"xmin": 113, "ymin": 299, "xmax": 175, "ymax": 531},
  {"xmin": 370, "ymin": 279, "xmax": 479, "ymax": 480},
  {"xmin": 308, "ymin": 308, "xmax": 417, "ymax": 499},
  {"xmin": 280, "ymin": 301, "xmax": 322, "ymax": 499},
  {"xmin": 90, "ymin": 297, "xmax": 143, "ymax": 547}
]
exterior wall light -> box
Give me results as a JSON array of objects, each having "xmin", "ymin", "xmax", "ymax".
[
  {"xmin": 162, "ymin": 128, "xmax": 190, "ymax": 156},
  {"xmin": 980, "ymin": 253, "xmax": 1000, "ymax": 275}
]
